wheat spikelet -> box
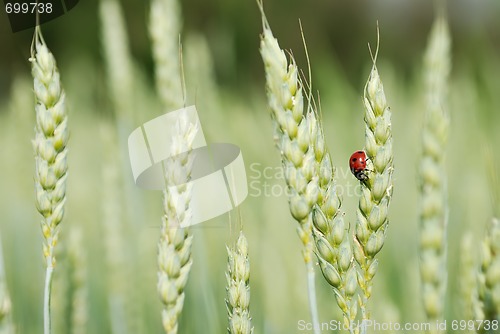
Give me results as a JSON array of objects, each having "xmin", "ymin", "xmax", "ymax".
[
  {"xmin": 418, "ymin": 15, "xmax": 451, "ymax": 330},
  {"xmin": 226, "ymin": 232, "xmax": 253, "ymax": 334},
  {"xmin": 31, "ymin": 28, "xmax": 68, "ymax": 270},
  {"xmin": 149, "ymin": 0, "xmax": 195, "ymax": 331},
  {"xmin": 353, "ymin": 42, "xmax": 394, "ymax": 321},
  {"xmin": 311, "ymin": 106, "xmax": 356, "ymax": 328},
  {"xmin": 30, "ymin": 27, "xmax": 69, "ymax": 334},
  {"xmin": 157, "ymin": 114, "xmax": 197, "ymax": 333},
  {"xmin": 476, "ymin": 218, "xmax": 500, "ymax": 332},
  {"xmin": 149, "ymin": 0, "xmax": 184, "ymax": 111},
  {"xmin": 259, "ymin": 2, "xmax": 318, "ymax": 267},
  {"xmin": 258, "ymin": 6, "xmax": 321, "ymax": 331},
  {"xmin": 313, "ymin": 200, "xmax": 356, "ymax": 330}
]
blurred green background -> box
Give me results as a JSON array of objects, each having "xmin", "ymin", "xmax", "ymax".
[
  {"xmin": 1, "ymin": 0, "xmax": 500, "ymax": 97},
  {"xmin": 1, "ymin": 0, "xmax": 500, "ymax": 333}
]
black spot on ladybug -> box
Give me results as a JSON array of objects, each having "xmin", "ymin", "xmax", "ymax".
[
  {"xmin": 351, "ymin": 158, "xmax": 357, "ymax": 162},
  {"xmin": 354, "ymin": 170, "xmax": 368, "ymax": 181},
  {"xmin": 356, "ymin": 150, "xmax": 364, "ymax": 154}
]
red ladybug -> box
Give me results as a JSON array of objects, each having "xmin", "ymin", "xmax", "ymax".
[{"xmin": 349, "ymin": 150, "xmax": 368, "ymax": 181}]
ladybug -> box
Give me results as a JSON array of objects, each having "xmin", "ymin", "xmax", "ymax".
[{"xmin": 349, "ymin": 150, "xmax": 368, "ymax": 181}]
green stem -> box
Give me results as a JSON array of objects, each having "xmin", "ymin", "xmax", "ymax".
[
  {"xmin": 359, "ymin": 293, "xmax": 368, "ymax": 334},
  {"xmin": 44, "ymin": 263, "xmax": 54, "ymax": 334},
  {"xmin": 306, "ymin": 260, "xmax": 320, "ymax": 334}
]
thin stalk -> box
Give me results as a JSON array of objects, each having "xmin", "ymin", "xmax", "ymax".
[
  {"xmin": 306, "ymin": 261, "xmax": 320, "ymax": 334},
  {"xmin": 44, "ymin": 264, "xmax": 54, "ymax": 334},
  {"xmin": 360, "ymin": 296, "xmax": 368, "ymax": 320}
]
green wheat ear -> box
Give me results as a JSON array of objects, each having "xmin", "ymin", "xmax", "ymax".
[
  {"xmin": 259, "ymin": 6, "xmax": 318, "ymax": 264},
  {"xmin": 30, "ymin": 26, "xmax": 69, "ymax": 334},
  {"xmin": 418, "ymin": 14, "xmax": 451, "ymax": 331},
  {"xmin": 476, "ymin": 218, "xmax": 500, "ymax": 332},
  {"xmin": 226, "ymin": 231, "xmax": 253, "ymax": 334},
  {"xmin": 31, "ymin": 28, "xmax": 68, "ymax": 270},
  {"xmin": 157, "ymin": 114, "xmax": 197, "ymax": 334},
  {"xmin": 353, "ymin": 33, "xmax": 394, "ymax": 322},
  {"xmin": 310, "ymin": 65, "xmax": 356, "ymax": 332},
  {"xmin": 149, "ymin": 0, "xmax": 184, "ymax": 111},
  {"xmin": 258, "ymin": 4, "xmax": 322, "ymax": 332}
]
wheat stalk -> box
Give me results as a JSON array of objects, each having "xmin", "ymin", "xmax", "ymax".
[
  {"xmin": 353, "ymin": 37, "xmax": 394, "ymax": 322},
  {"xmin": 258, "ymin": 4, "xmax": 321, "ymax": 332},
  {"xmin": 226, "ymin": 231, "xmax": 253, "ymax": 334},
  {"xmin": 158, "ymin": 113, "xmax": 197, "ymax": 333},
  {"xmin": 149, "ymin": 0, "xmax": 184, "ymax": 111},
  {"xmin": 30, "ymin": 27, "xmax": 69, "ymax": 334},
  {"xmin": 476, "ymin": 218, "xmax": 500, "ymax": 333},
  {"xmin": 418, "ymin": 15, "xmax": 451, "ymax": 331},
  {"xmin": 459, "ymin": 234, "xmax": 479, "ymax": 331}
]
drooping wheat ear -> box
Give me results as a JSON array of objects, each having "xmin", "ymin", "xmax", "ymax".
[
  {"xmin": 0, "ymin": 234, "xmax": 13, "ymax": 333},
  {"xmin": 67, "ymin": 228, "xmax": 87, "ymax": 334},
  {"xmin": 418, "ymin": 15, "xmax": 451, "ymax": 329},
  {"xmin": 353, "ymin": 41, "xmax": 394, "ymax": 321},
  {"xmin": 258, "ymin": 6, "xmax": 321, "ymax": 332},
  {"xmin": 226, "ymin": 231, "xmax": 253, "ymax": 334},
  {"xmin": 158, "ymin": 113, "xmax": 197, "ymax": 334},
  {"xmin": 149, "ymin": 0, "xmax": 184, "ymax": 111},
  {"xmin": 310, "ymin": 106, "xmax": 356, "ymax": 328},
  {"xmin": 30, "ymin": 27, "xmax": 69, "ymax": 334},
  {"xmin": 313, "ymin": 192, "xmax": 357, "ymax": 330},
  {"xmin": 99, "ymin": 0, "xmax": 134, "ymax": 120},
  {"xmin": 476, "ymin": 218, "xmax": 500, "ymax": 331}
]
